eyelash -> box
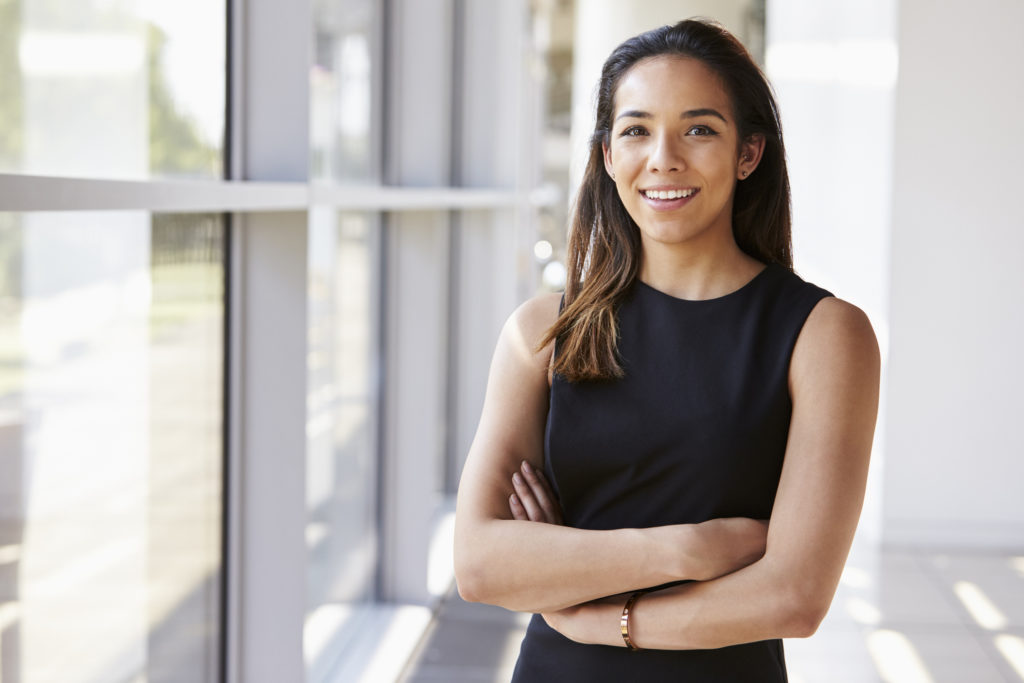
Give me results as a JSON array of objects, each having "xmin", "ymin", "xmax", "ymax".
[{"xmin": 619, "ymin": 125, "xmax": 718, "ymax": 137}]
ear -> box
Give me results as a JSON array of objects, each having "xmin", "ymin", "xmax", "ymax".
[
  {"xmin": 738, "ymin": 133, "xmax": 766, "ymax": 180},
  {"xmin": 603, "ymin": 141, "xmax": 615, "ymax": 179}
]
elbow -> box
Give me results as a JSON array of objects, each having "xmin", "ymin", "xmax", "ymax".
[
  {"xmin": 453, "ymin": 543, "xmax": 486, "ymax": 603},
  {"xmin": 455, "ymin": 578, "xmax": 480, "ymax": 604},
  {"xmin": 759, "ymin": 556, "xmax": 838, "ymax": 638},
  {"xmin": 784, "ymin": 601, "xmax": 829, "ymax": 638},
  {"xmin": 454, "ymin": 550, "xmax": 538, "ymax": 612},
  {"xmin": 453, "ymin": 537, "xmax": 507, "ymax": 606},
  {"xmin": 779, "ymin": 584, "xmax": 833, "ymax": 638},
  {"xmin": 453, "ymin": 558, "xmax": 485, "ymax": 604}
]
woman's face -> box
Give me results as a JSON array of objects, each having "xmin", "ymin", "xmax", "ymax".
[{"xmin": 603, "ymin": 56, "xmax": 760, "ymax": 251}]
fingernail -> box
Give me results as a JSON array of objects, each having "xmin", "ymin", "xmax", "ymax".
[
  {"xmin": 510, "ymin": 493, "xmax": 519, "ymax": 506},
  {"xmin": 522, "ymin": 461, "xmax": 532, "ymax": 474},
  {"xmin": 512, "ymin": 473, "xmax": 522, "ymax": 485}
]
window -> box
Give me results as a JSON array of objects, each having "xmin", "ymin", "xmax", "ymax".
[
  {"xmin": 311, "ymin": 0, "xmax": 379, "ymax": 183},
  {"xmin": 0, "ymin": 211, "xmax": 225, "ymax": 682},
  {"xmin": 0, "ymin": 0, "xmax": 225, "ymax": 180}
]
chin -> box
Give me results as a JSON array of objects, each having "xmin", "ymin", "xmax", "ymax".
[{"xmin": 641, "ymin": 225, "xmax": 707, "ymax": 246}]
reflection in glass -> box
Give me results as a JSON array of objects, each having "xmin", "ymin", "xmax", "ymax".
[
  {"xmin": 311, "ymin": 0, "xmax": 377, "ymax": 182},
  {"xmin": 0, "ymin": 0, "xmax": 225, "ymax": 179},
  {"xmin": 0, "ymin": 211, "xmax": 224, "ymax": 682},
  {"xmin": 305, "ymin": 210, "xmax": 379, "ymax": 676}
]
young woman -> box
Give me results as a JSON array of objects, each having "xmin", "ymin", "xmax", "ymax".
[{"xmin": 453, "ymin": 18, "xmax": 879, "ymax": 681}]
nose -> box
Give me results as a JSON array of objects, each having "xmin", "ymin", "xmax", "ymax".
[{"xmin": 647, "ymin": 132, "xmax": 684, "ymax": 173}]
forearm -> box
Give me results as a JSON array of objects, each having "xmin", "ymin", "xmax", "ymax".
[
  {"xmin": 630, "ymin": 555, "xmax": 824, "ymax": 648},
  {"xmin": 454, "ymin": 519, "xmax": 686, "ymax": 613},
  {"xmin": 554, "ymin": 553, "xmax": 835, "ymax": 650}
]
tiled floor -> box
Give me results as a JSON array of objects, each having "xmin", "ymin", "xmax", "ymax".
[{"xmin": 400, "ymin": 546, "xmax": 1024, "ymax": 682}]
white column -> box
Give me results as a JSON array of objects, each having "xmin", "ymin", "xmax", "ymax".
[
  {"xmin": 228, "ymin": 0, "xmax": 311, "ymax": 681},
  {"xmin": 378, "ymin": 0, "xmax": 455, "ymax": 606},
  {"xmin": 449, "ymin": 0, "xmax": 539, "ymax": 490},
  {"xmin": 883, "ymin": 0, "xmax": 1024, "ymax": 547},
  {"xmin": 765, "ymin": 0, "xmax": 897, "ymax": 546}
]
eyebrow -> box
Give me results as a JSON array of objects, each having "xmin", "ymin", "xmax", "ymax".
[{"xmin": 615, "ymin": 108, "xmax": 728, "ymax": 123}]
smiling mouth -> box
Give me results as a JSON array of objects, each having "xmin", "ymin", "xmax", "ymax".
[{"xmin": 641, "ymin": 188, "xmax": 698, "ymax": 200}]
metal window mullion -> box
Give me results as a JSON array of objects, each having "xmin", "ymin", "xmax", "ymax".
[
  {"xmin": 231, "ymin": 0, "xmax": 311, "ymax": 681},
  {"xmin": 221, "ymin": 0, "xmax": 246, "ymax": 681},
  {"xmin": 378, "ymin": 0, "xmax": 456, "ymax": 606}
]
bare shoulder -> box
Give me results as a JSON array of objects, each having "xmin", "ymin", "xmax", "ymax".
[
  {"xmin": 504, "ymin": 291, "xmax": 563, "ymax": 359},
  {"xmin": 791, "ymin": 296, "xmax": 880, "ymax": 389}
]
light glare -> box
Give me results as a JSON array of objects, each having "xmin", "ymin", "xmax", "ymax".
[
  {"xmin": 533, "ymin": 240, "xmax": 553, "ymax": 261},
  {"xmin": 866, "ymin": 629, "xmax": 935, "ymax": 683},
  {"xmin": 953, "ymin": 581, "xmax": 1008, "ymax": 630},
  {"xmin": 846, "ymin": 596, "xmax": 882, "ymax": 625},
  {"xmin": 994, "ymin": 634, "xmax": 1024, "ymax": 680},
  {"xmin": 19, "ymin": 33, "xmax": 146, "ymax": 77}
]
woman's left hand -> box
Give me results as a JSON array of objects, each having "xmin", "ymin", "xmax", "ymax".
[{"xmin": 509, "ymin": 460, "xmax": 563, "ymax": 525}]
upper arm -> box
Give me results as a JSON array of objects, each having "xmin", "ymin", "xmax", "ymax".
[
  {"xmin": 455, "ymin": 292, "xmax": 563, "ymax": 526},
  {"xmin": 763, "ymin": 297, "xmax": 881, "ymax": 614}
]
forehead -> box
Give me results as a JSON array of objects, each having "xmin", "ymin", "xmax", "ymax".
[{"xmin": 613, "ymin": 56, "xmax": 732, "ymax": 119}]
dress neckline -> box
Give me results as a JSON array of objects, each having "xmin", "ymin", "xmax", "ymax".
[{"xmin": 634, "ymin": 263, "xmax": 775, "ymax": 304}]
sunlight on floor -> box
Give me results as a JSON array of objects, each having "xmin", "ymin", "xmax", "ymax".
[
  {"xmin": 1010, "ymin": 556, "xmax": 1024, "ymax": 579},
  {"xmin": 866, "ymin": 629, "xmax": 934, "ymax": 683},
  {"xmin": 845, "ymin": 595, "xmax": 882, "ymax": 625},
  {"xmin": 995, "ymin": 634, "xmax": 1024, "ymax": 681},
  {"xmin": 953, "ymin": 580, "xmax": 1008, "ymax": 630}
]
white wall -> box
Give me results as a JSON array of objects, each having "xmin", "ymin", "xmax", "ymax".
[
  {"xmin": 884, "ymin": 0, "xmax": 1024, "ymax": 547},
  {"xmin": 765, "ymin": 0, "xmax": 897, "ymax": 546}
]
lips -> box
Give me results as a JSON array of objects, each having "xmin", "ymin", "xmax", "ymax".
[
  {"xmin": 642, "ymin": 188, "xmax": 697, "ymax": 200},
  {"xmin": 639, "ymin": 186, "xmax": 700, "ymax": 210}
]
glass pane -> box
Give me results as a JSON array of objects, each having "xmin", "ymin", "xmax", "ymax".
[
  {"xmin": 305, "ymin": 210, "xmax": 379, "ymax": 676},
  {"xmin": 0, "ymin": 211, "xmax": 225, "ymax": 682},
  {"xmin": 532, "ymin": 0, "xmax": 574, "ymax": 294},
  {"xmin": 311, "ymin": 0, "xmax": 378, "ymax": 183},
  {"xmin": 0, "ymin": 1, "xmax": 225, "ymax": 180}
]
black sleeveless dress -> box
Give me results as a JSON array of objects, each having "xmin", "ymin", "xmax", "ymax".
[{"xmin": 511, "ymin": 263, "xmax": 832, "ymax": 682}]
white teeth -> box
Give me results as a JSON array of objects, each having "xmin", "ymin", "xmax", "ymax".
[{"xmin": 644, "ymin": 189, "xmax": 694, "ymax": 200}]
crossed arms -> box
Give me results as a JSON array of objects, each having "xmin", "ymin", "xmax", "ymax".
[{"xmin": 453, "ymin": 291, "xmax": 880, "ymax": 649}]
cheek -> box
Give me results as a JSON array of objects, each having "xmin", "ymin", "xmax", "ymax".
[
  {"xmin": 691, "ymin": 144, "xmax": 731, "ymax": 169},
  {"xmin": 616, "ymin": 181, "xmax": 636, "ymax": 208},
  {"xmin": 611, "ymin": 141, "xmax": 646, "ymax": 170}
]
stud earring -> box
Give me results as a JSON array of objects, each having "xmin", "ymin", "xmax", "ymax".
[{"xmin": 741, "ymin": 170, "xmax": 749, "ymax": 177}]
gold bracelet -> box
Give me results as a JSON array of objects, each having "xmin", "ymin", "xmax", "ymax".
[{"xmin": 620, "ymin": 590, "xmax": 647, "ymax": 651}]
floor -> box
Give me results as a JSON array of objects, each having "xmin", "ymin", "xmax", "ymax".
[{"xmin": 399, "ymin": 545, "xmax": 1024, "ymax": 683}]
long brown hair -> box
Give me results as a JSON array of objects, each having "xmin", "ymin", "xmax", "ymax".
[{"xmin": 539, "ymin": 18, "xmax": 793, "ymax": 382}]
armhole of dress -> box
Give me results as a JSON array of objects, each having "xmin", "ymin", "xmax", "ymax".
[
  {"xmin": 546, "ymin": 292, "xmax": 565, "ymax": 388},
  {"xmin": 784, "ymin": 287, "xmax": 835, "ymax": 397}
]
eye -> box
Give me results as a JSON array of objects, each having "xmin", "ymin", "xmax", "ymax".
[
  {"xmin": 686, "ymin": 125, "xmax": 718, "ymax": 137},
  {"xmin": 619, "ymin": 125, "xmax": 648, "ymax": 137}
]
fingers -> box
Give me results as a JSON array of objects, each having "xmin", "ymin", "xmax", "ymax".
[
  {"xmin": 512, "ymin": 470, "xmax": 546, "ymax": 521},
  {"xmin": 521, "ymin": 460, "xmax": 563, "ymax": 525},
  {"xmin": 510, "ymin": 460, "xmax": 563, "ymax": 524},
  {"xmin": 509, "ymin": 493, "xmax": 528, "ymax": 520}
]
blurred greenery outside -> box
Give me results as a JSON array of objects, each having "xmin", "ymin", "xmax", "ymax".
[{"xmin": 0, "ymin": 8, "xmax": 225, "ymax": 398}]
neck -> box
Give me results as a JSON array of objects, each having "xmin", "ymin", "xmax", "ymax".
[{"xmin": 638, "ymin": 233, "xmax": 763, "ymax": 301}]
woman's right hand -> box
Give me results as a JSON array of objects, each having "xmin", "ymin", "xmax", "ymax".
[
  {"xmin": 507, "ymin": 460, "xmax": 766, "ymax": 580},
  {"xmin": 508, "ymin": 460, "xmax": 563, "ymax": 525},
  {"xmin": 687, "ymin": 517, "xmax": 769, "ymax": 581}
]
